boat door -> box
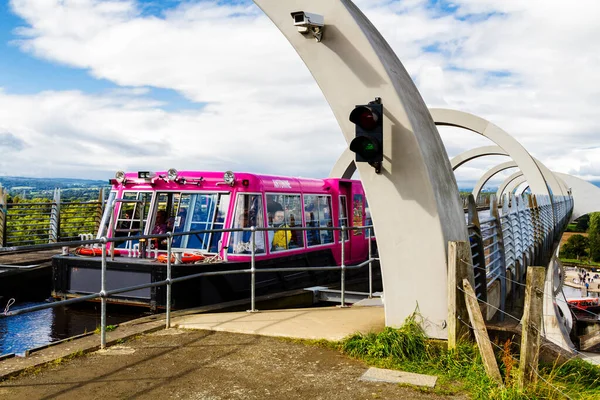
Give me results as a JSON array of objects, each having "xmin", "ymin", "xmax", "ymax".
[{"xmin": 338, "ymin": 181, "xmax": 367, "ymax": 264}]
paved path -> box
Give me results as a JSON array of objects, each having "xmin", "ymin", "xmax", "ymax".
[{"xmin": 0, "ymin": 304, "xmax": 458, "ymax": 399}]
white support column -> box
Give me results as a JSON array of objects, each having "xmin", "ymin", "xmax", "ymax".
[{"xmin": 254, "ymin": 0, "xmax": 468, "ymax": 338}]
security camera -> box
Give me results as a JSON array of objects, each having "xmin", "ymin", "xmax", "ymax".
[
  {"xmin": 290, "ymin": 11, "xmax": 324, "ymax": 42},
  {"xmin": 291, "ymin": 11, "xmax": 324, "ymax": 28}
]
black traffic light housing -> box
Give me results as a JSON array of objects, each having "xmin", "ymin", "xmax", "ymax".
[{"xmin": 349, "ymin": 98, "xmax": 383, "ymax": 173}]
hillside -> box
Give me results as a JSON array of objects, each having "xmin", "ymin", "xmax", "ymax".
[{"xmin": 0, "ymin": 176, "xmax": 108, "ymax": 201}]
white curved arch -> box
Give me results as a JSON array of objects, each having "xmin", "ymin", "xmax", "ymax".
[
  {"xmin": 431, "ymin": 109, "xmax": 565, "ymax": 204},
  {"xmin": 473, "ymin": 161, "xmax": 518, "ymax": 198},
  {"xmin": 555, "ymin": 173, "xmax": 600, "ymax": 221},
  {"xmin": 450, "ymin": 146, "xmax": 509, "ymax": 170},
  {"xmin": 497, "ymin": 172, "xmax": 527, "ymax": 199},
  {"xmin": 257, "ymin": 0, "xmax": 468, "ymax": 338},
  {"xmin": 504, "ymin": 175, "xmax": 528, "ymax": 198},
  {"xmin": 450, "ymin": 145, "xmax": 566, "ymax": 199}
]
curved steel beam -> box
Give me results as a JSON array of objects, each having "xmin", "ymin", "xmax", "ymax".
[
  {"xmin": 449, "ymin": 146, "xmax": 508, "ymax": 170},
  {"xmin": 555, "ymin": 172, "xmax": 600, "ymax": 221},
  {"xmin": 430, "ymin": 109, "xmax": 559, "ymax": 203},
  {"xmin": 503, "ymin": 175, "xmax": 528, "ymax": 198},
  {"xmin": 450, "ymin": 145, "xmax": 566, "ymax": 199},
  {"xmin": 255, "ymin": 0, "xmax": 468, "ymax": 338},
  {"xmin": 472, "ymin": 161, "xmax": 518, "ymax": 199},
  {"xmin": 497, "ymin": 172, "xmax": 527, "ymax": 199}
]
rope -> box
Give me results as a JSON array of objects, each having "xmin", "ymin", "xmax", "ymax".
[
  {"xmin": 3, "ymin": 298, "xmax": 15, "ymax": 315},
  {"xmin": 457, "ymin": 318, "xmax": 574, "ymax": 400},
  {"xmin": 460, "ymin": 258, "xmax": 600, "ymax": 319},
  {"xmin": 457, "ymin": 284, "xmax": 599, "ymax": 365}
]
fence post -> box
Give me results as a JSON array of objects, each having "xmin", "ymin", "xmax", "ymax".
[
  {"xmin": 49, "ymin": 188, "xmax": 61, "ymax": 243},
  {"xmin": 447, "ymin": 241, "xmax": 473, "ymax": 350},
  {"xmin": 100, "ymin": 237, "xmax": 107, "ymax": 349},
  {"xmin": 248, "ymin": 226, "xmax": 258, "ymax": 313},
  {"xmin": 462, "ymin": 278, "xmax": 503, "ymax": 385},
  {"xmin": 166, "ymin": 232, "xmax": 173, "ymax": 329},
  {"xmin": 467, "ymin": 195, "xmax": 487, "ymax": 304},
  {"xmin": 367, "ymin": 227, "xmax": 373, "ymax": 298},
  {"xmin": 94, "ymin": 188, "xmax": 104, "ymax": 234},
  {"xmin": 340, "ymin": 225, "xmax": 347, "ymax": 307},
  {"xmin": 518, "ymin": 266, "xmax": 545, "ymax": 389},
  {"xmin": 0, "ymin": 185, "xmax": 6, "ymax": 247}
]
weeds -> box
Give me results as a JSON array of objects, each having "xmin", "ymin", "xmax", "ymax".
[
  {"xmin": 93, "ymin": 325, "xmax": 117, "ymax": 334},
  {"xmin": 336, "ymin": 312, "xmax": 600, "ymax": 399}
]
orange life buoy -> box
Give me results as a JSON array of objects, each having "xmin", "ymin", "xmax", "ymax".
[
  {"xmin": 157, "ymin": 252, "xmax": 205, "ymax": 264},
  {"xmin": 75, "ymin": 247, "xmax": 121, "ymax": 257}
]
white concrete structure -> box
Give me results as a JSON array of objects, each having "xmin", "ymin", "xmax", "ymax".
[{"xmin": 254, "ymin": 0, "xmax": 467, "ymax": 338}]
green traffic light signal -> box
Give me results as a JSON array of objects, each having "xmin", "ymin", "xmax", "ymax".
[{"xmin": 350, "ymin": 136, "xmax": 380, "ymax": 159}]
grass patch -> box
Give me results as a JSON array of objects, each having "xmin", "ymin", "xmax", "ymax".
[
  {"xmin": 332, "ymin": 313, "xmax": 600, "ymax": 399},
  {"xmin": 93, "ymin": 325, "xmax": 117, "ymax": 334}
]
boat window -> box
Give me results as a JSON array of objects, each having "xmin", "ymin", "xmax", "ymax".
[
  {"xmin": 339, "ymin": 196, "xmax": 349, "ymax": 242},
  {"xmin": 113, "ymin": 191, "xmax": 152, "ymax": 249},
  {"xmin": 353, "ymin": 194, "xmax": 364, "ymax": 237},
  {"xmin": 229, "ymin": 194, "xmax": 265, "ymax": 254},
  {"xmin": 304, "ymin": 195, "xmax": 333, "ymax": 246},
  {"xmin": 364, "ymin": 198, "xmax": 375, "ymax": 239},
  {"xmin": 266, "ymin": 194, "xmax": 303, "ymax": 252},
  {"xmin": 176, "ymin": 193, "xmax": 231, "ymax": 253}
]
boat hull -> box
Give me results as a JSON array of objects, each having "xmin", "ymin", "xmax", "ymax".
[{"xmin": 51, "ymin": 250, "xmax": 380, "ymax": 310}]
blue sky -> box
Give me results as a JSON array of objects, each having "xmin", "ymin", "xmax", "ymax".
[{"xmin": 0, "ymin": 0, "xmax": 598, "ymax": 192}]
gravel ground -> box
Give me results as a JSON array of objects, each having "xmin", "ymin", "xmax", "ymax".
[{"xmin": 0, "ymin": 329, "xmax": 461, "ymax": 400}]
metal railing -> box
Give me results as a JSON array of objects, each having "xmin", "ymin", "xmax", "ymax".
[
  {"xmin": 465, "ymin": 191, "xmax": 574, "ymax": 320},
  {"xmin": 0, "ymin": 224, "xmax": 378, "ymax": 351},
  {"xmin": 1, "ymin": 188, "xmax": 104, "ymax": 247}
]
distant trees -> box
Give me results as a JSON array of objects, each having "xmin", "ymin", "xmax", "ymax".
[
  {"xmin": 575, "ymin": 214, "xmax": 590, "ymax": 232},
  {"xmin": 560, "ymin": 234, "xmax": 589, "ymax": 260},
  {"xmin": 589, "ymin": 213, "xmax": 600, "ymax": 262}
]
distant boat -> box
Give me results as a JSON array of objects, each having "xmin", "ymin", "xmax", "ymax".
[{"xmin": 566, "ymin": 297, "xmax": 600, "ymax": 315}]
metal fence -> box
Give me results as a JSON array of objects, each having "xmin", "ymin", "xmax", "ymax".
[
  {"xmin": 0, "ymin": 189, "xmax": 104, "ymax": 247},
  {"xmin": 465, "ymin": 192, "xmax": 573, "ymax": 320},
  {"xmin": 0, "ymin": 224, "xmax": 378, "ymax": 352}
]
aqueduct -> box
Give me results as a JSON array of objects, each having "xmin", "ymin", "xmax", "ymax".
[{"xmin": 254, "ymin": 0, "xmax": 600, "ymax": 349}]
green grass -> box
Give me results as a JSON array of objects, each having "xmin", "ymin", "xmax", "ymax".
[
  {"xmin": 329, "ymin": 313, "xmax": 600, "ymax": 399},
  {"xmin": 559, "ymin": 258, "xmax": 600, "ymax": 267}
]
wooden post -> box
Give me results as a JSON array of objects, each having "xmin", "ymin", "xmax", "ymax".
[
  {"xmin": 462, "ymin": 278, "xmax": 503, "ymax": 385},
  {"xmin": 448, "ymin": 241, "xmax": 474, "ymax": 349},
  {"xmin": 518, "ymin": 266, "xmax": 545, "ymax": 389}
]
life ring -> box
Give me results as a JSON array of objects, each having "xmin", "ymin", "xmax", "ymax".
[
  {"xmin": 157, "ymin": 252, "xmax": 205, "ymax": 264},
  {"xmin": 75, "ymin": 247, "xmax": 122, "ymax": 257}
]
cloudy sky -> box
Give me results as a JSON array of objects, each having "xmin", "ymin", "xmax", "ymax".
[{"xmin": 0, "ymin": 0, "xmax": 598, "ymax": 189}]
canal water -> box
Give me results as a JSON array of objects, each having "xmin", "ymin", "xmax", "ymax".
[{"xmin": 0, "ymin": 300, "xmax": 144, "ymax": 356}]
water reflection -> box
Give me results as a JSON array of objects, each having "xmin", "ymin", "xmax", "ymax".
[{"xmin": 0, "ymin": 301, "xmax": 141, "ymax": 356}]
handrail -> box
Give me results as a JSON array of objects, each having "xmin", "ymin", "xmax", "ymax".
[{"xmin": 0, "ymin": 224, "xmax": 378, "ymax": 351}]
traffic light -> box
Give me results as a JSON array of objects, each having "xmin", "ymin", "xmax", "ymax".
[{"xmin": 349, "ymin": 98, "xmax": 383, "ymax": 173}]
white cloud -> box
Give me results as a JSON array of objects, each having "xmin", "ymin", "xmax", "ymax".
[{"xmin": 2, "ymin": 0, "xmax": 599, "ymax": 187}]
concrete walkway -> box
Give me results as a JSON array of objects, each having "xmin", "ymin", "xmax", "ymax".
[{"xmin": 177, "ymin": 304, "xmax": 385, "ymax": 341}]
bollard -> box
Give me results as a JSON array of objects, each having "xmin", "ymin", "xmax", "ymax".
[{"xmin": 100, "ymin": 238, "xmax": 107, "ymax": 349}]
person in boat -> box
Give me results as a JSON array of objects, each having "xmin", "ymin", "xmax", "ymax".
[
  {"xmin": 271, "ymin": 210, "xmax": 291, "ymax": 251},
  {"xmin": 232, "ymin": 211, "xmax": 265, "ymax": 254},
  {"xmin": 152, "ymin": 210, "xmax": 167, "ymax": 234},
  {"xmin": 305, "ymin": 210, "xmax": 320, "ymax": 246}
]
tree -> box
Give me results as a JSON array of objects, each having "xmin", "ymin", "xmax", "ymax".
[
  {"xmin": 575, "ymin": 214, "xmax": 590, "ymax": 232},
  {"xmin": 588, "ymin": 213, "xmax": 600, "ymax": 262},
  {"xmin": 560, "ymin": 234, "xmax": 589, "ymax": 260}
]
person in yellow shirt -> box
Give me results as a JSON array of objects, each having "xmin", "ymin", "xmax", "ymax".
[{"xmin": 270, "ymin": 210, "xmax": 291, "ymax": 251}]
